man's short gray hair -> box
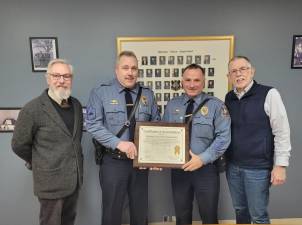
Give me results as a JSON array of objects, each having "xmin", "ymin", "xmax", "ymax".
[{"xmin": 46, "ymin": 58, "xmax": 73, "ymax": 75}]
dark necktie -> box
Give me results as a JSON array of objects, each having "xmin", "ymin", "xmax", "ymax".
[
  {"xmin": 185, "ymin": 99, "xmax": 194, "ymax": 139},
  {"xmin": 124, "ymin": 88, "xmax": 135, "ymax": 141}
]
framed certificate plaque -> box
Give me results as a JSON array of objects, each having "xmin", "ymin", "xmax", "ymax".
[{"xmin": 133, "ymin": 122, "xmax": 189, "ymax": 168}]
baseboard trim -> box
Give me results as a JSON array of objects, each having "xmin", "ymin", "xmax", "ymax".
[{"xmin": 146, "ymin": 218, "xmax": 302, "ymax": 225}]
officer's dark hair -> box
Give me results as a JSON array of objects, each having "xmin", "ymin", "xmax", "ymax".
[
  {"xmin": 116, "ymin": 51, "xmax": 138, "ymax": 65},
  {"xmin": 228, "ymin": 56, "xmax": 252, "ymax": 68},
  {"xmin": 182, "ymin": 63, "xmax": 205, "ymax": 76}
]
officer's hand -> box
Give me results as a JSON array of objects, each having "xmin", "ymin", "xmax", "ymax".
[
  {"xmin": 271, "ymin": 166, "xmax": 286, "ymax": 186},
  {"xmin": 182, "ymin": 151, "xmax": 204, "ymax": 171},
  {"xmin": 116, "ymin": 141, "xmax": 137, "ymax": 159}
]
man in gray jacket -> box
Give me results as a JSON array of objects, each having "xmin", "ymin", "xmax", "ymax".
[{"xmin": 12, "ymin": 59, "xmax": 83, "ymax": 225}]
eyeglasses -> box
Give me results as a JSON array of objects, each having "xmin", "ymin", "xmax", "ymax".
[
  {"xmin": 229, "ymin": 67, "xmax": 251, "ymax": 76},
  {"xmin": 48, "ymin": 73, "xmax": 72, "ymax": 81}
]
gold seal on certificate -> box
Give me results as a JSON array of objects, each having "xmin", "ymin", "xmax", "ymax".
[{"xmin": 133, "ymin": 122, "xmax": 189, "ymax": 168}]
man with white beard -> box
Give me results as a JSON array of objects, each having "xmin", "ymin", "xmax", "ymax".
[{"xmin": 12, "ymin": 59, "xmax": 84, "ymax": 225}]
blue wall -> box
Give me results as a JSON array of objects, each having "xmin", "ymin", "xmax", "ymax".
[{"xmin": 1, "ymin": 0, "xmax": 301, "ymax": 224}]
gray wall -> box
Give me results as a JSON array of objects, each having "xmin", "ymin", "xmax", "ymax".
[{"xmin": 1, "ymin": 0, "xmax": 301, "ymax": 224}]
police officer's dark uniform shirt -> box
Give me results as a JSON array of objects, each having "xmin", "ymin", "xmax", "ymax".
[
  {"xmin": 86, "ymin": 78, "xmax": 160, "ymax": 150},
  {"xmin": 163, "ymin": 92, "xmax": 231, "ymax": 164}
]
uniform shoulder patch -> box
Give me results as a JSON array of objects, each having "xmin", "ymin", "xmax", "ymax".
[
  {"xmin": 86, "ymin": 106, "xmax": 96, "ymax": 120},
  {"xmin": 221, "ymin": 105, "xmax": 229, "ymax": 117}
]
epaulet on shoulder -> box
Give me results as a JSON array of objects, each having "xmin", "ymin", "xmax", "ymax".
[
  {"xmin": 96, "ymin": 81, "xmax": 112, "ymax": 89},
  {"xmin": 100, "ymin": 82, "xmax": 111, "ymax": 87},
  {"xmin": 207, "ymin": 95, "xmax": 223, "ymax": 104},
  {"xmin": 140, "ymin": 84, "xmax": 149, "ymax": 89},
  {"xmin": 140, "ymin": 85, "xmax": 153, "ymax": 92}
]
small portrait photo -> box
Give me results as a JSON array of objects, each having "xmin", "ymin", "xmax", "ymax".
[
  {"xmin": 164, "ymin": 68, "xmax": 170, "ymax": 77},
  {"xmin": 82, "ymin": 107, "xmax": 87, "ymax": 131},
  {"xmin": 173, "ymin": 93, "xmax": 179, "ymax": 98},
  {"xmin": 291, "ymin": 35, "xmax": 302, "ymax": 68},
  {"xmin": 155, "ymin": 69, "xmax": 161, "ymax": 77},
  {"xmin": 164, "ymin": 93, "xmax": 171, "ymax": 101},
  {"xmin": 138, "ymin": 69, "xmax": 144, "ymax": 78},
  {"xmin": 177, "ymin": 56, "xmax": 184, "ymax": 65},
  {"xmin": 171, "ymin": 80, "xmax": 181, "ymax": 91},
  {"xmin": 173, "ymin": 68, "xmax": 179, "ymax": 77},
  {"xmin": 164, "ymin": 81, "xmax": 170, "ymax": 89},
  {"xmin": 150, "ymin": 56, "xmax": 157, "ymax": 65},
  {"xmin": 157, "ymin": 105, "xmax": 162, "ymax": 114},
  {"xmin": 208, "ymin": 67, "xmax": 215, "ymax": 76},
  {"xmin": 195, "ymin": 55, "xmax": 201, "ymax": 64},
  {"xmin": 207, "ymin": 92, "xmax": 214, "ymax": 96},
  {"xmin": 186, "ymin": 55, "xmax": 192, "ymax": 64},
  {"xmin": 204, "ymin": 55, "xmax": 211, "ymax": 64},
  {"xmin": 147, "ymin": 81, "xmax": 153, "ymax": 89},
  {"xmin": 168, "ymin": 56, "xmax": 175, "ymax": 65},
  {"xmin": 208, "ymin": 80, "xmax": 214, "ymax": 89},
  {"xmin": 0, "ymin": 108, "xmax": 20, "ymax": 132},
  {"xmin": 155, "ymin": 81, "xmax": 162, "ymax": 90},
  {"xmin": 159, "ymin": 56, "xmax": 166, "ymax": 65},
  {"xmin": 146, "ymin": 69, "xmax": 153, "ymax": 77},
  {"xmin": 155, "ymin": 93, "xmax": 162, "ymax": 101},
  {"xmin": 138, "ymin": 81, "xmax": 144, "ymax": 86},
  {"xmin": 141, "ymin": 56, "xmax": 148, "ymax": 65}
]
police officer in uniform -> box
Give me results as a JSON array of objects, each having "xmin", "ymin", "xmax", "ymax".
[
  {"xmin": 163, "ymin": 64, "xmax": 231, "ymax": 224},
  {"xmin": 86, "ymin": 51, "xmax": 160, "ymax": 225}
]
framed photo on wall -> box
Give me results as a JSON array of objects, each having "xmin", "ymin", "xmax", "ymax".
[
  {"xmin": 117, "ymin": 36, "xmax": 234, "ymax": 114},
  {"xmin": 29, "ymin": 37, "xmax": 59, "ymax": 72},
  {"xmin": 291, "ymin": 35, "xmax": 302, "ymax": 69},
  {"xmin": 0, "ymin": 108, "xmax": 21, "ymax": 132},
  {"xmin": 82, "ymin": 107, "xmax": 87, "ymax": 131}
]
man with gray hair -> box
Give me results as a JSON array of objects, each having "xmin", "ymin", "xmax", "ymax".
[
  {"xmin": 12, "ymin": 59, "xmax": 83, "ymax": 225},
  {"xmin": 225, "ymin": 56, "xmax": 291, "ymax": 224}
]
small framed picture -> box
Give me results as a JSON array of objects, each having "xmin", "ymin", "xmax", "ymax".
[
  {"xmin": 208, "ymin": 67, "xmax": 215, "ymax": 76},
  {"xmin": 159, "ymin": 56, "xmax": 166, "ymax": 65},
  {"xmin": 141, "ymin": 56, "xmax": 148, "ymax": 65},
  {"xmin": 82, "ymin": 107, "xmax": 87, "ymax": 131},
  {"xmin": 208, "ymin": 80, "xmax": 214, "ymax": 89},
  {"xmin": 291, "ymin": 35, "xmax": 302, "ymax": 69},
  {"xmin": 0, "ymin": 108, "xmax": 21, "ymax": 132},
  {"xmin": 29, "ymin": 37, "xmax": 59, "ymax": 72}
]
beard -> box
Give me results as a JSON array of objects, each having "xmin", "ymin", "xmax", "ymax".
[{"xmin": 50, "ymin": 86, "xmax": 71, "ymax": 101}]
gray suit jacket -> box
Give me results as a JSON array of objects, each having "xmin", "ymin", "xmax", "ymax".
[{"xmin": 12, "ymin": 90, "xmax": 83, "ymax": 199}]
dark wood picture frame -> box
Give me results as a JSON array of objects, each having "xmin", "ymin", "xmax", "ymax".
[{"xmin": 29, "ymin": 37, "xmax": 59, "ymax": 72}]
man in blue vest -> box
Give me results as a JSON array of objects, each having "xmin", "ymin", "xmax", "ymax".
[{"xmin": 225, "ymin": 56, "xmax": 291, "ymax": 224}]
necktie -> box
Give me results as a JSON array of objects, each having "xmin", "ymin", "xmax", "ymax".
[
  {"xmin": 185, "ymin": 99, "xmax": 194, "ymax": 139},
  {"xmin": 124, "ymin": 89, "xmax": 135, "ymax": 141}
]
